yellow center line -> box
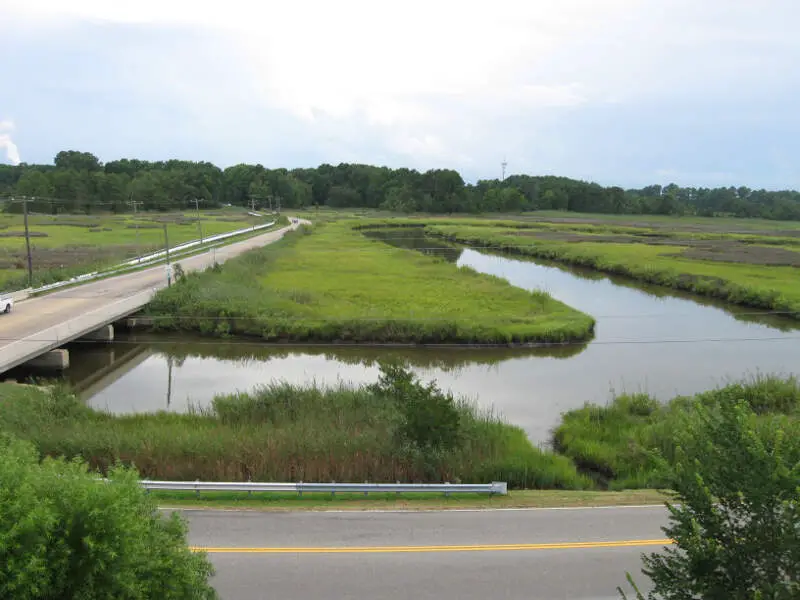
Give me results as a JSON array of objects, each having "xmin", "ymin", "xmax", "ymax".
[{"xmin": 191, "ymin": 539, "xmax": 674, "ymax": 554}]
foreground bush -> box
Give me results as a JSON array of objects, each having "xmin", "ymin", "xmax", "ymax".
[
  {"xmin": 620, "ymin": 400, "xmax": 800, "ymax": 599},
  {"xmin": 0, "ymin": 435, "xmax": 216, "ymax": 600},
  {"xmin": 0, "ymin": 369, "xmax": 590, "ymax": 490},
  {"xmin": 553, "ymin": 375, "xmax": 800, "ymax": 489}
]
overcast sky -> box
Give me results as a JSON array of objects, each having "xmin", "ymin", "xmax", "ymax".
[{"xmin": 1, "ymin": 0, "xmax": 799, "ymax": 188}]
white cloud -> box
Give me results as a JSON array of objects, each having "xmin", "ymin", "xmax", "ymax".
[
  {"xmin": 3, "ymin": 0, "xmax": 800, "ymax": 180},
  {"xmin": 0, "ymin": 121, "xmax": 21, "ymax": 165}
]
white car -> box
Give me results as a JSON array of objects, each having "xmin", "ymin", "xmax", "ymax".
[{"xmin": 1, "ymin": 296, "xmax": 12, "ymax": 314}]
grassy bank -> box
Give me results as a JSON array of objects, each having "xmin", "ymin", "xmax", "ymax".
[
  {"xmin": 152, "ymin": 489, "xmax": 667, "ymax": 511},
  {"xmin": 425, "ymin": 222, "xmax": 800, "ymax": 317},
  {"xmin": 0, "ymin": 208, "xmax": 275, "ymax": 291},
  {"xmin": 0, "ymin": 366, "xmax": 590, "ymax": 490},
  {"xmin": 553, "ymin": 374, "xmax": 800, "ymax": 489},
  {"xmin": 146, "ymin": 222, "xmax": 595, "ymax": 344}
]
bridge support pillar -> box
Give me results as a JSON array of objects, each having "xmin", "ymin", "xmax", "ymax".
[
  {"xmin": 83, "ymin": 324, "xmax": 114, "ymax": 342},
  {"xmin": 26, "ymin": 349, "xmax": 70, "ymax": 371}
]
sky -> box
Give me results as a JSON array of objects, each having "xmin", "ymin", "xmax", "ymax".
[{"xmin": 1, "ymin": 0, "xmax": 799, "ymax": 189}]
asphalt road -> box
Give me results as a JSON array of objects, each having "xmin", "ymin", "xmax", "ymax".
[
  {"xmin": 182, "ymin": 505, "xmax": 670, "ymax": 599},
  {"xmin": 0, "ymin": 221, "xmax": 299, "ymax": 372}
]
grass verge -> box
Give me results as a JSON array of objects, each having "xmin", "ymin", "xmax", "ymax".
[
  {"xmin": 146, "ymin": 221, "xmax": 595, "ymax": 344},
  {"xmin": 153, "ymin": 489, "xmax": 668, "ymax": 511}
]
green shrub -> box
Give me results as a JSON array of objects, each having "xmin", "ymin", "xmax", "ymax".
[
  {"xmin": 0, "ymin": 435, "xmax": 216, "ymax": 599},
  {"xmin": 620, "ymin": 401, "xmax": 800, "ymax": 599}
]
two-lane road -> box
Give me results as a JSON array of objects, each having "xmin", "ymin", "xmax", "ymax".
[{"xmin": 182, "ymin": 505, "xmax": 670, "ymax": 599}]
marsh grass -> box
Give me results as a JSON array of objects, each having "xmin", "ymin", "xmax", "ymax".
[
  {"xmin": 0, "ymin": 369, "xmax": 590, "ymax": 490},
  {"xmin": 427, "ymin": 224, "xmax": 800, "ymax": 317},
  {"xmin": 552, "ymin": 374, "xmax": 800, "ymax": 489},
  {"xmin": 147, "ymin": 222, "xmax": 595, "ymax": 344}
]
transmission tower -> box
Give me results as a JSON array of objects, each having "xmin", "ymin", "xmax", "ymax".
[{"xmin": 501, "ymin": 158, "xmax": 508, "ymax": 182}]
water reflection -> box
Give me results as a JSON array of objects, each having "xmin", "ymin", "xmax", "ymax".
[{"xmin": 27, "ymin": 228, "xmax": 800, "ymax": 444}]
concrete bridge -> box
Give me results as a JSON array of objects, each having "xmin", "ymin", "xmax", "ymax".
[{"xmin": 0, "ymin": 222, "xmax": 298, "ymax": 375}]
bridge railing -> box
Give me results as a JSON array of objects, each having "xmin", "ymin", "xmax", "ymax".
[{"xmin": 8, "ymin": 220, "xmax": 277, "ymax": 298}]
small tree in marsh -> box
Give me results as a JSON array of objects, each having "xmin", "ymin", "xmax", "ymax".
[
  {"xmin": 619, "ymin": 400, "xmax": 800, "ymax": 600},
  {"xmin": 372, "ymin": 362, "xmax": 462, "ymax": 451},
  {"xmin": 0, "ymin": 435, "xmax": 217, "ymax": 600}
]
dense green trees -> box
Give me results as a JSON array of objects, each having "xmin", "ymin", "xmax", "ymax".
[{"xmin": 1, "ymin": 151, "xmax": 799, "ymax": 220}]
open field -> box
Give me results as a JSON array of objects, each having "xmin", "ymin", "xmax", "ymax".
[
  {"xmin": 414, "ymin": 219, "xmax": 800, "ymax": 317},
  {"xmin": 0, "ymin": 208, "xmax": 275, "ymax": 292},
  {"xmin": 146, "ymin": 222, "xmax": 595, "ymax": 344},
  {"xmin": 553, "ymin": 374, "xmax": 800, "ymax": 489},
  {"xmin": 0, "ymin": 366, "xmax": 591, "ymax": 490}
]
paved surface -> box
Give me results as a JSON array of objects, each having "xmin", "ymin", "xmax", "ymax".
[
  {"xmin": 0, "ymin": 222, "xmax": 299, "ymax": 373},
  {"xmin": 181, "ymin": 506, "xmax": 670, "ymax": 599}
]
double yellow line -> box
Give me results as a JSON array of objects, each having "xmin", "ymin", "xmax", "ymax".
[{"xmin": 192, "ymin": 538, "xmax": 674, "ymax": 554}]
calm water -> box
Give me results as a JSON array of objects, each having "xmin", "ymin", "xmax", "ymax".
[{"xmin": 39, "ymin": 230, "xmax": 800, "ymax": 444}]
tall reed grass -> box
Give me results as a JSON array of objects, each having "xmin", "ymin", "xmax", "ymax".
[{"xmin": 0, "ymin": 366, "xmax": 590, "ymax": 490}]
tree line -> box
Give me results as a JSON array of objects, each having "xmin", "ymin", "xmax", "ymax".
[{"xmin": 1, "ymin": 150, "xmax": 799, "ymax": 220}]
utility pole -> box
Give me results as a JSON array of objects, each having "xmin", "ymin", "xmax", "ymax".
[
  {"xmin": 128, "ymin": 194, "xmax": 143, "ymax": 262},
  {"xmin": 191, "ymin": 198, "xmax": 204, "ymax": 244},
  {"xmin": 276, "ymin": 196, "xmax": 281, "ymax": 215},
  {"xmin": 166, "ymin": 355, "xmax": 174, "ymax": 408},
  {"xmin": 163, "ymin": 223, "xmax": 172, "ymax": 287},
  {"xmin": 22, "ymin": 197, "xmax": 33, "ymax": 288}
]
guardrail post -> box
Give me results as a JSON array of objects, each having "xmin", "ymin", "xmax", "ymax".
[
  {"xmin": 298, "ymin": 481, "xmax": 303, "ymax": 498},
  {"xmin": 396, "ymin": 480, "xmax": 400, "ymax": 498},
  {"xmin": 331, "ymin": 480, "xmax": 335, "ymax": 499},
  {"xmin": 444, "ymin": 482, "xmax": 451, "ymax": 498},
  {"xmin": 492, "ymin": 481, "xmax": 509, "ymax": 496},
  {"xmin": 195, "ymin": 479, "xmax": 200, "ymax": 499},
  {"xmin": 364, "ymin": 480, "xmax": 368, "ymax": 497}
]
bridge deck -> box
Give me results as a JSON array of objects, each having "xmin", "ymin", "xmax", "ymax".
[{"xmin": 0, "ymin": 224, "xmax": 295, "ymax": 375}]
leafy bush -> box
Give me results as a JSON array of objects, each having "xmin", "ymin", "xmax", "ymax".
[
  {"xmin": 371, "ymin": 362, "xmax": 462, "ymax": 450},
  {"xmin": 620, "ymin": 400, "xmax": 800, "ymax": 599},
  {"xmin": 0, "ymin": 435, "xmax": 216, "ymax": 600}
]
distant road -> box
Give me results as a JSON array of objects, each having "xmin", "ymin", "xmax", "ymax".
[
  {"xmin": 0, "ymin": 221, "xmax": 299, "ymax": 373},
  {"xmin": 182, "ymin": 505, "xmax": 670, "ymax": 599}
]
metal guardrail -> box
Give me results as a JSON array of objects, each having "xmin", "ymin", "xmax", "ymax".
[{"xmin": 137, "ymin": 480, "xmax": 508, "ymax": 496}]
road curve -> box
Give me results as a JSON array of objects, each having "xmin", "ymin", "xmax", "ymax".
[
  {"xmin": 181, "ymin": 505, "xmax": 670, "ymax": 599},
  {"xmin": 0, "ymin": 221, "xmax": 299, "ymax": 361}
]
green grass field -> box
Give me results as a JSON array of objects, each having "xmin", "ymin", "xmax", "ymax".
[
  {"xmin": 146, "ymin": 222, "xmax": 595, "ymax": 344},
  {"xmin": 0, "ymin": 208, "xmax": 275, "ymax": 292}
]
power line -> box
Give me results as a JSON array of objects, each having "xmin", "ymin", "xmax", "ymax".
[
  {"xmin": 1, "ymin": 335, "xmax": 799, "ymax": 349},
  {"xmin": 1, "ymin": 309, "xmax": 798, "ymax": 322}
]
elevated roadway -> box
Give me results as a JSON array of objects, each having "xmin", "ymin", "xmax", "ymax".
[{"xmin": 0, "ymin": 222, "xmax": 299, "ymax": 375}]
